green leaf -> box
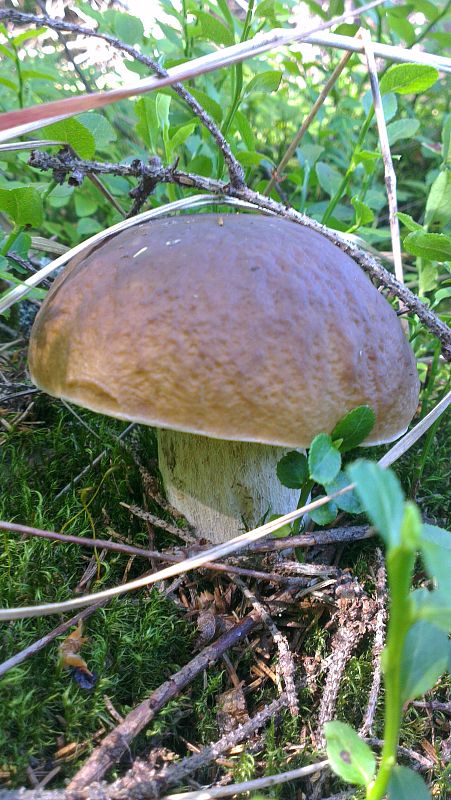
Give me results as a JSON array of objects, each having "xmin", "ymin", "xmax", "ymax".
[
  {"xmin": 400, "ymin": 620, "xmax": 448, "ymax": 702},
  {"xmin": 244, "ymin": 70, "xmax": 283, "ymax": 96},
  {"xmin": 234, "ymin": 110, "xmax": 255, "ymax": 150},
  {"xmin": 315, "ymin": 162, "xmax": 342, "ymax": 197},
  {"xmin": 308, "ymin": 434, "xmax": 341, "ymax": 485},
  {"xmin": 331, "ymin": 406, "xmax": 376, "ymax": 452},
  {"xmin": 442, "ymin": 114, "xmax": 451, "ymax": 166},
  {"xmin": 0, "ymin": 42, "xmax": 15, "ymax": 61},
  {"xmin": 237, "ymin": 151, "xmax": 268, "ymax": 167},
  {"xmin": 325, "ymin": 721, "xmax": 376, "ymax": 787},
  {"xmin": 189, "ymin": 88, "xmax": 223, "ymax": 124},
  {"xmin": 135, "ymin": 96, "xmax": 159, "ymax": 151},
  {"xmin": 404, "ymin": 232, "xmax": 451, "ymax": 262},
  {"xmin": 421, "ymin": 524, "xmax": 451, "ymax": 599},
  {"xmin": 41, "ymin": 119, "xmax": 95, "ymax": 159},
  {"xmin": 11, "ymin": 27, "xmax": 48, "ymax": 47},
  {"xmin": 380, "ymin": 64, "xmax": 439, "ymax": 95},
  {"xmin": 268, "ymin": 514, "xmax": 292, "ymax": 539},
  {"xmin": 114, "ymin": 13, "xmax": 144, "ymax": 44},
  {"xmin": 309, "ymin": 499, "xmax": 338, "ymax": 526},
  {"xmin": 0, "ymin": 76, "xmax": 16, "ymax": 91},
  {"xmin": 196, "ymin": 11, "xmax": 235, "ymax": 47},
  {"xmin": 362, "ymin": 91, "xmax": 397, "ymax": 121},
  {"xmin": 397, "ymin": 212, "xmax": 423, "ymax": 232},
  {"xmin": 325, "ymin": 471, "xmax": 362, "ymax": 514},
  {"xmin": 78, "ymin": 113, "xmax": 117, "ymax": 150},
  {"xmin": 387, "ymin": 14, "xmax": 415, "ymax": 46},
  {"xmin": 74, "ymin": 193, "xmax": 98, "ymax": 217},
  {"xmin": 168, "ymin": 122, "xmax": 197, "ymax": 155},
  {"xmin": 0, "ymin": 187, "xmax": 43, "ymax": 227},
  {"xmin": 412, "ymin": 589, "xmax": 450, "ymax": 633},
  {"xmin": 347, "ymin": 461, "xmax": 404, "ymax": 548},
  {"xmin": 387, "ymin": 118, "xmax": 420, "ymax": 145},
  {"xmin": 425, "ymin": 170, "xmax": 451, "ymax": 225},
  {"xmin": 277, "ymin": 451, "xmax": 308, "ymax": 489},
  {"xmin": 351, "ymin": 197, "xmax": 374, "ymax": 225},
  {"xmin": 388, "ymin": 765, "xmax": 430, "ymax": 800}
]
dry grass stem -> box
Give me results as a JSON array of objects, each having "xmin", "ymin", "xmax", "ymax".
[
  {"xmin": 264, "ymin": 48, "xmax": 354, "ymax": 195},
  {"xmin": 362, "ymin": 31, "xmax": 404, "ymax": 285}
]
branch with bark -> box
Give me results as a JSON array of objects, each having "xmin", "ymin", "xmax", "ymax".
[{"xmin": 28, "ymin": 150, "xmax": 451, "ymax": 361}]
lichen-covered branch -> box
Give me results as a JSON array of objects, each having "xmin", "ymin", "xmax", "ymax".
[{"xmin": 28, "ymin": 149, "xmax": 451, "ymax": 361}]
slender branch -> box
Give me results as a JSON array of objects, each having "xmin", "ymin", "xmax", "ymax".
[
  {"xmin": 0, "ymin": 8, "xmax": 245, "ymax": 188},
  {"xmin": 363, "ymin": 32, "xmax": 404, "ymax": 285},
  {"xmin": 264, "ymin": 47, "xmax": 354, "ymax": 195},
  {"xmin": 232, "ymin": 576, "xmax": 299, "ymax": 716},
  {"xmin": 360, "ymin": 551, "xmax": 387, "ymax": 737},
  {"xmin": 35, "ymin": 0, "xmax": 93, "ymax": 93}
]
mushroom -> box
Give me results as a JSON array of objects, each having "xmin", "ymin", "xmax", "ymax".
[{"xmin": 28, "ymin": 213, "xmax": 419, "ymax": 543}]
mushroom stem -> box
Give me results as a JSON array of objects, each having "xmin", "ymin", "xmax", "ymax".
[{"xmin": 157, "ymin": 429, "xmax": 302, "ymax": 544}]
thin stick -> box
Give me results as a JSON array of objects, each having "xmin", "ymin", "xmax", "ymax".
[
  {"xmin": 67, "ymin": 612, "xmax": 260, "ymax": 791},
  {"xmin": 232, "ymin": 576, "xmax": 298, "ymax": 715},
  {"xmin": 360, "ymin": 551, "xmax": 387, "ymax": 737},
  {"xmin": 137, "ymin": 694, "xmax": 289, "ymax": 797},
  {"xmin": 363, "ymin": 31, "xmax": 404, "ymax": 284},
  {"xmin": 0, "ymin": 2, "xmax": 394, "ymax": 141},
  {"xmin": 264, "ymin": 48, "xmax": 354, "ymax": 195},
  {"xmin": 163, "ymin": 759, "xmax": 329, "ymax": 800}
]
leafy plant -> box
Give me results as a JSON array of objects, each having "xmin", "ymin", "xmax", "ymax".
[{"xmin": 325, "ymin": 462, "xmax": 450, "ymax": 800}]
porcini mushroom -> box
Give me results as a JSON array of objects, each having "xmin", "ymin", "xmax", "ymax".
[{"xmin": 28, "ymin": 214, "xmax": 420, "ymax": 543}]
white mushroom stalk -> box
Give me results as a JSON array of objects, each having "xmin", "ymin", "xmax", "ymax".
[{"xmin": 158, "ymin": 431, "xmax": 302, "ymax": 543}]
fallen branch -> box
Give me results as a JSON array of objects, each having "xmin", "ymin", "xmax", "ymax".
[{"xmin": 232, "ymin": 576, "xmax": 298, "ymax": 716}]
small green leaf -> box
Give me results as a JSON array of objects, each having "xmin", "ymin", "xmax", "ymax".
[
  {"xmin": 0, "ymin": 187, "xmax": 43, "ymax": 227},
  {"xmin": 425, "ymin": 170, "xmax": 451, "ymax": 226},
  {"xmin": 397, "ymin": 212, "xmax": 423, "ymax": 232},
  {"xmin": 380, "ymin": 64, "xmax": 439, "ymax": 95},
  {"xmin": 387, "ymin": 118, "xmax": 420, "ymax": 145},
  {"xmin": 347, "ymin": 461, "xmax": 404, "ymax": 548},
  {"xmin": 412, "ymin": 588, "xmax": 450, "ymax": 633},
  {"xmin": 244, "ymin": 70, "xmax": 283, "ymax": 96},
  {"xmin": 315, "ymin": 162, "xmax": 343, "ymax": 197},
  {"xmin": 135, "ymin": 95, "xmax": 159, "ymax": 151},
  {"xmin": 12, "ymin": 27, "xmax": 48, "ymax": 47},
  {"xmin": 421, "ymin": 523, "xmax": 451, "ymax": 599},
  {"xmin": 189, "ymin": 88, "xmax": 223, "ymax": 124},
  {"xmin": 168, "ymin": 122, "xmax": 197, "ymax": 154},
  {"xmin": 325, "ymin": 721, "xmax": 376, "ymax": 787},
  {"xmin": 400, "ymin": 620, "xmax": 448, "ymax": 702},
  {"xmin": 404, "ymin": 231, "xmax": 451, "ymax": 262},
  {"xmin": 351, "ymin": 197, "xmax": 374, "ymax": 225},
  {"xmin": 388, "ymin": 765, "xmax": 430, "ymax": 800},
  {"xmin": 268, "ymin": 514, "xmax": 292, "ymax": 539},
  {"xmin": 276, "ymin": 451, "xmax": 308, "ymax": 489},
  {"xmin": 400, "ymin": 502, "xmax": 422, "ymax": 550},
  {"xmin": 0, "ymin": 42, "xmax": 15, "ymax": 61},
  {"xmin": 234, "ymin": 110, "xmax": 255, "ymax": 150},
  {"xmin": 309, "ymin": 499, "xmax": 338, "ymax": 526},
  {"xmin": 114, "ymin": 13, "xmax": 144, "ymax": 44},
  {"xmin": 78, "ymin": 113, "xmax": 117, "ymax": 150},
  {"xmin": 41, "ymin": 118, "xmax": 95, "ymax": 159},
  {"xmin": 196, "ymin": 11, "xmax": 235, "ymax": 47},
  {"xmin": 331, "ymin": 406, "xmax": 376, "ymax": 452},
  {"xmin": 308, "ymin": 434, "xmax": 341, "ymax": 485},
  {"xmin": 325, "ymin": 471, "xmax": 362, "ymax": 514},
  {"xmin": 74, "ymin": 193, "xmax": 98, "ymax": 217}
]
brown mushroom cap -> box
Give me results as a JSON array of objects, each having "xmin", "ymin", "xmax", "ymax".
[{"xmin": 28, "ymin": 213, "xmax": 419, "ymax": 446}]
